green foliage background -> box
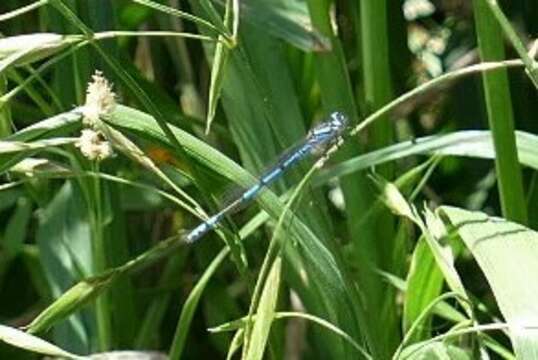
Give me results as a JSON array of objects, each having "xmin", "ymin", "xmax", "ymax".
[{"xmin": 0, "ymin": 0, "xmax": 537, "ymax": 359}]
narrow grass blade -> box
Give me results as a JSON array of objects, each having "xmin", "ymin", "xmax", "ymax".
[
  {"xmin": 473, "ymin": 0, "xmax": 527, "ymax": 224},
  {"xmin": 132, "ymin": 0, "xmax": 224, "ymax": 35},
  {"xmin": 169, "ymin": 248, "xmax": 229, "ymax": 360},
  {"xmin": 404, "ymin": 238, "xmax": 445, "ymax": 341},
  {"xmin": 0, "ymin": 137, "xmax": 76, "ymax": 154},
  {"xmin": 479, "ymin": 0, "xmax": 538, "ymax": 88},
  {"xmin": 317, "ymin": 130, "xmax": 538, "ymax": 185},
  {"xmin": 0, "ymin": 73, "xmax": 10, "ymax": 137},
  {"xmin": 305, "ymin": 1, "xmax": 373, "ymax": 356},
  {"xmin": 210, "ymin": 311, "xmax": 371, "ymax": 359},
  {"xmin": 0, "ymin": 0, "xmax": 48, "ymax": 23},
  {"xmin": 4, "ymin": 109, "xmax": 82, "ymax": 142},
  {"xmin": 3, "ymin": 196, "xmax": 32, "ymax": 257},
  {"xmin": 205, "ymin": 37, "xmax": 229, "ymax": 133},
  {"xmin": 0, "ymin": 325, "xmax": 84, "ymax": 360},
  {"xmin": 25, "ymin": 274, "xmax": 112, "ymax": 335},
  {"xmin": 244, "ymin": 258, "xmax": 281, "ymax": 360}
]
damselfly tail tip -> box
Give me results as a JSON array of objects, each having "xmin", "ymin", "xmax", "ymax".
[{"xmin": 178, "ymin": 228, "xmax": 198, "ymax": 245}]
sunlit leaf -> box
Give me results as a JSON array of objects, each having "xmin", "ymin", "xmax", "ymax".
[
  {"xmin": 0, "ymin": 325, "xmax": 84, "ymax": 359},
  {"xmin": 441, "ymin": 207, "xmax": 538, "ymax": 359}
]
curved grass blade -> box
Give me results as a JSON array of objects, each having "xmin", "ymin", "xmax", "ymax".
[
  {"xmin": 209, "ymin": 311, "xmax": 371, "ymax": 359},
  {"xmin": 0, "ymin": 324, "xmax": 84, "ymax": 360},
  {"xmin": 316, "ymin": 130, "xmax": 538, "ymax": 186},
  {"xmin": 0, "ymin": 0, "xmax": 48, "ymax": 23},
  {"xmin": 0, "ymin": 137, "xmax": 76, "ymax": 154},
  {"xmin": 243, "ymin": 258, "xmax": 282, "ymax": 360}
]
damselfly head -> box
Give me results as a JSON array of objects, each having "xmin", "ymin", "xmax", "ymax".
[
  {"xmin": 307, "ymin": 111, "xmax": 349, "ymax": 153},
  {"xmin": 329, "ymin": 111, "xmax": 348, "ymax": 133}
]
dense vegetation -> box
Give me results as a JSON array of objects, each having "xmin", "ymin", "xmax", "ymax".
[{"xmin": 0, "ymin": 0, "xmax": 537, "ymax": 359}]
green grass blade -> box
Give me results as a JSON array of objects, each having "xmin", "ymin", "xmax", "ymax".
[
  {"xmin": 472, "ymin": 0, "xmax": 527, "ymax": 224},
  {"xmin": 210, "ymin": 311, "xmax": 371, "ymax": 359},
  {"xmin": 404, "ymin": 237, "xmax": 445, "ymax": 341},
  {"xmin": 0, "ymin": 325, "xmax": 84, "ymax": 360},
  {"xmin": 0, "ymin": 74, "xmax": 11, "ymax": 137},
  {"xmin": 0, "ymin": 0, "xmax": 48, "ymax": 22},
  {"xmin": 359, "ymin": 1, "xmax": 400, "ymax": 354},
  {"xmin": 305, "ymin": 1, "xmax": 373, "ymax": 356},
  {"xmin": 169, "ymin": 248, "xmax": 229, "ymax": 360},
  {"xmin": 479, "ymin": 0, "xmax": 538, "ymax": 88},
  {"xmin": 205, "ymin": 36, "xmax": 229, "ymax": 133},
  {"xmin": 3, "ymin": 195, "xmax": 32, "ymax": 257},
  {"xmin": 135, "ymin": 253, "xmax": 187, "ymax": 348},
  {"xmin": 243, "ymin": 258, "xmax": 281, "ymax": 360},
  {"xmin": 130, "ymin": 0, "xmax": 223, "ymax": 35},
  {"xmin": 317, "ymin": 130, "xmax": 538, "ymax": 185}
]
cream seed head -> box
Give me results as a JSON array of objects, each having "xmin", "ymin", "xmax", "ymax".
[
  {"xmin": 81, "ymin": 70, "xmax": 116, "ymax": 127},
  {"xmin": 76, "ymin": 128, "xmax": 113, "ymax": 161},
  {"xmin": 77, "ymin": 71, "xmax": 116, "ymax": 161}
]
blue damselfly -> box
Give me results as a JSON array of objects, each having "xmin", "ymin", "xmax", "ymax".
[{"xmin": 184, "ymin": 112, "xmax": 348, "ymax": 244}]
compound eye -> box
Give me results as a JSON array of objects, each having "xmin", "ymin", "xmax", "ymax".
[{"xmin": 331, "ymin": 112, "xmax": 348, "ymax": 128}]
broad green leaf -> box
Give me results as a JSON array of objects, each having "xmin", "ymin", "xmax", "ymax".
[
  {"xmin": 34, "ymin": 182, "xmax": 93, "ymax": 352},
  {"xmin": 0, "ymin": 186, "xmax": 22, "ymax": 211},
  {"xmin": 401, "ymin": 341, "xmax": 473, "ymax": 360},
  {"xmin": 236, "ymin": 0, "xmax": 330, "ymax": 51},
  {"xmin": 239, "ymin": 25, "xmax": 333, "ymax": 241},
  {"xmin": 440, "ymin": 207, "xmax": 538, "ymax": 359},
  {"xmin": 29, "ymin": 231, "xmax": 188, "ymax": 342},
  {"xmin": 473, "ymin": 0, "xmax": 527, "ymax": 224}
]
